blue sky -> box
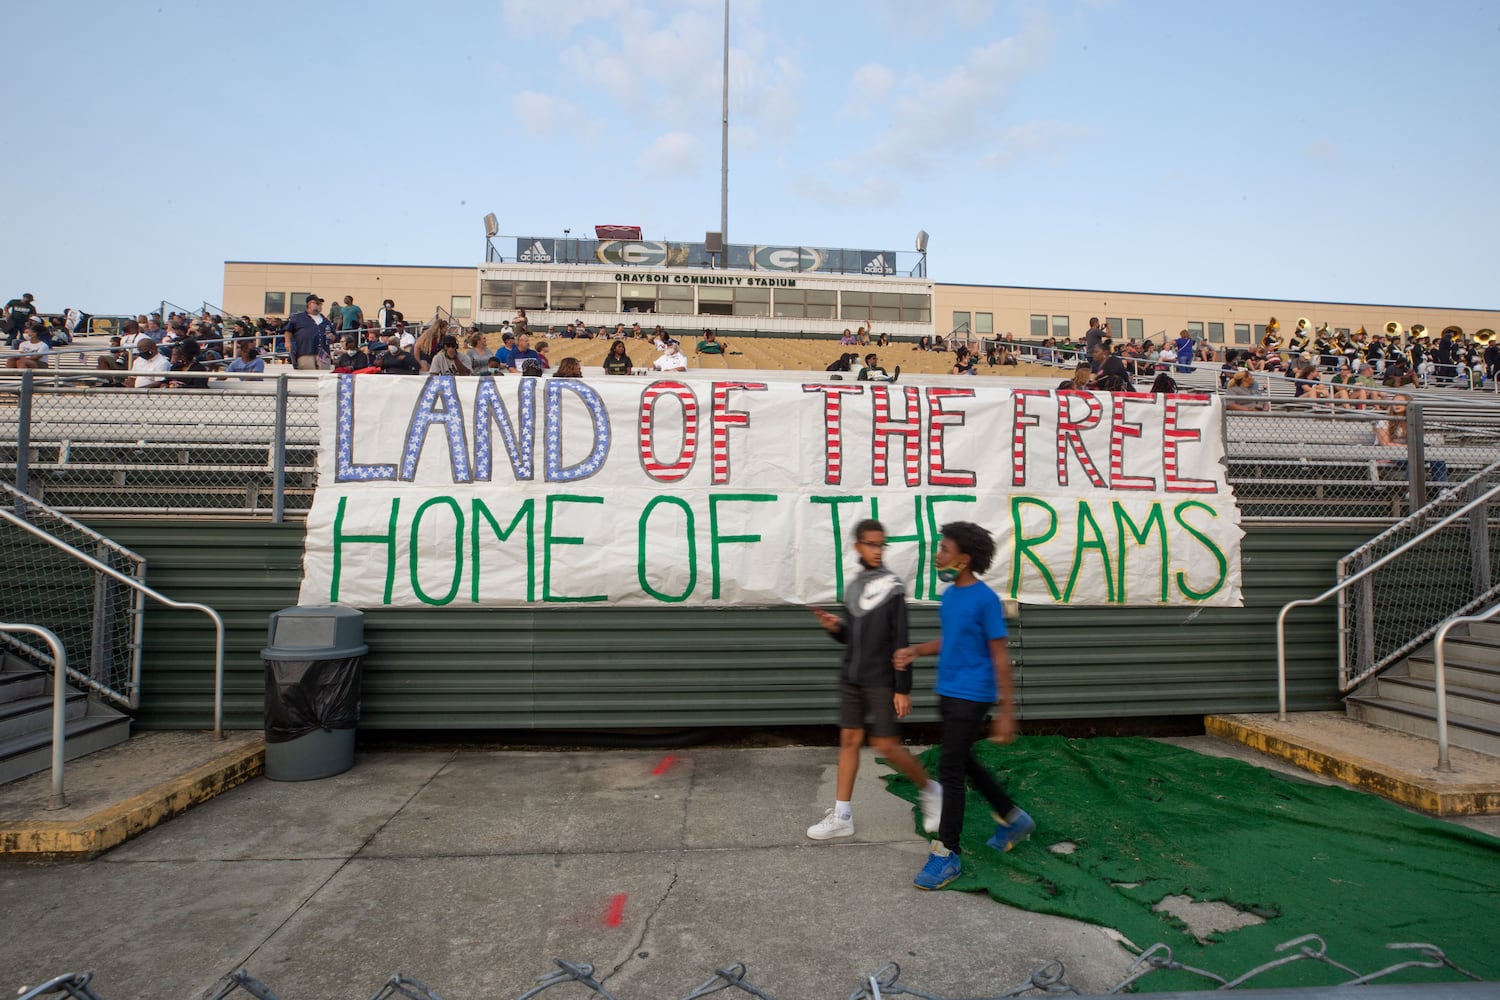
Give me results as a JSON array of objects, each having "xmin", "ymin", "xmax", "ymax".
[{"xmin": 6, "ymin": 0, "xmax": 1497, "ymax": 314}]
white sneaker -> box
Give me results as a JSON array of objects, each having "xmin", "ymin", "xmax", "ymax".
[
  {"xmin": 807, "ymin": 809, "xmax": 855, "ymax": 840},
  {"xmin": 919, "ymin": 782, "xmax": 943, "ymax": 834}
]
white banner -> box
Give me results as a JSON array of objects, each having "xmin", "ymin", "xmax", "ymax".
[{"xmin": 299, "ymin": 375, "xmax": 1243, "ymax": 608}]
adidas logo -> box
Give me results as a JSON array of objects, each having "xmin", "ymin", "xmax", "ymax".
[
  {"xmin": 863, "ymin": 254, "xmax": 890, "ymax": 274},
  {"xmin": 519, "ymin": 240, "xmax": 552, "ymax": 262}
]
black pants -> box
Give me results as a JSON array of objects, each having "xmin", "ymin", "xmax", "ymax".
[{"xmin": 936, "ymin": 695, "xmax": 1016, "ymax": 854}]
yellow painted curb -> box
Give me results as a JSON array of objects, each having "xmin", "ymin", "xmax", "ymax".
[
  {"xmin": 0, "ymin": 740, "xmax": 265, "ymax": 860},
  {"xmin": 1206, "ymin": 715, "xmax": 1500, "ymax": 817}
]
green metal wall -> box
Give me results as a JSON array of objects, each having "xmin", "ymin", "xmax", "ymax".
[{"xmin": 87, "ymin": 520, "xmax": 1362, "ymax": 732}]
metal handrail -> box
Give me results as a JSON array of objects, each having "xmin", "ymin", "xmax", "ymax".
[
  {"xmin": 0, "ymin": 506, "xmax": 227, "ymax": 739},
  {"xmin": 0, "ymin": 623, "xmax": 70, "ymax": 808},
  {"xmin": 1275, "ymin": 482, "xmax": 1500, "ymax": 720},
  {"xmin": 1431, "ymin": 601, "xmax": 1500, "ymax": 771}
]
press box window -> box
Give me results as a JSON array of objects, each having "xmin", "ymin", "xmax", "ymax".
[
  {"xmin": 774, "ymin": 289, "xmax": 836, "ymax": 320},
  {"xmin": 549, "ymin": 282, "xmax": 586, "ymax": 312},
  {"xmin": 840, "ymin": 291, "xmax": 871, "ymax": 323},
  {"xmin": 952, "ymin": 311, "xmax": 971, "ymax": 333},
  {"xmin": 1208, "ymin": 322, "xmax": 1224, "ymax": 344},
  {"xmin": 583, "ymin": 283, "xmax": 617, "ymax": 312},
  {"xmin": 975, "ymin": 312, "xmax": 993, "ymax": 335},
  {"xmin": 514, "ymin": 281, "xmax": 547, "ymax": 310},
  {"xmin": 264, "ymin": 292, "xmax": 286, "ymax": 315},
  {"xmin": 1107, "ymin": 317, "xmax": 1123, "ymax": 337},
  {"xmin": 289, "ymin": 293, "xmax": 310, "ymax": 314},
  {"xmin": 734, "ymin": 286, "xmax": 770, "ymax": 318},
  {"xmin": 480, "ymin": 280, "xmax": 514, "ymax": 311},
  {"xmin": 902, "ymin": 294, "xmax": 931, "ymax": 323},
  {"xmin": 450, "ymin": 296, "xmax": 472, "ymax": 319},
  {"xmin": 1030, "ymin": 314, "xmax": 1048, "ymax": 338},
  {"xmin": 621, "ymin": 284, "xmax": 658, "ymax": 314},
  {"xmin": 1234, "ymin": 323, "xmax": 1251, "ymax": 344},
  {"xmin": 1126, "ymin": 318, "xmax": 1144, "ymax": 341},
  {"xmin": 1187, "ymin": 321, "xmax": 1205, "ymax": 340},
  {"xmin": 1052, "ymin": 315, "xmax": 1070, "ymax": 339},
  {"xmin": 698, "ymin": 285, "xmax": 733, "ymax": 317},
  {"xmin": 658, "ymin": 284, "xmax": 694, "ymax": 315}
]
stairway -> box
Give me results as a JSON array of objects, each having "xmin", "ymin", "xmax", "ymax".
[
  {"xmin": 0, "ymin": 652, "xmax": 132, "ymax": 785},
  {"xmin": 1346, "ymin": 620, "xmax": 1500, "ymax": 756}
]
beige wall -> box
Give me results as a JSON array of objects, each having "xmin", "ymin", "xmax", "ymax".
[
  {"xmin": 935, "ymin": 284, "xmax": 1500, "ymax": 347},
  {"xmin": 222, "ymin": 263, "xmax": 478, "ymax": 322},
  {"xmin": 222, "ymin": 263, "xmax": 1499, "ymax": 347}
]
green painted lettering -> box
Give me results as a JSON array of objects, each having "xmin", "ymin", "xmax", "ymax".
[
  {"xmin": 331, "ymin": 495, "xmax": 400, "ymax": 604},
  {"xmin": 1173, "ymin": 501, "xmax": 1227, "ymax": 601},
  {"xmin": 638, "ymin": 495, "xmax": 697, "ymax": 603},
  {"xmin": 543, "ymin": 495, "xmax": 607, "ymax": 603},
  {"xmin": 1010, "ymin": 497, "xmax": 1061, "ymax": 601},
  {"xmin": 471, "ymin": 498, "xmax": 534, "ymax": 603},
  {"xmin": 709, "ymin": 493, "xmax": 777, "ymax": 599}
]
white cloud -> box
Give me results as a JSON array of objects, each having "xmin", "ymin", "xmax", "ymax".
[
  {"xmin": 844, "ymin": 63, "xmax": 895, "ymax": 118},
  {"xmin": 790, "ymin": 171, "xmax": 902, "ymax": 210},
  {"xmin": 499, "ymin": 0, "xmax": 630, "ymax": 38},
  {"xmin": 639, "ymin": 131, "xmax": 704, "ymax": 174},
  {"xmin": 980, "ymin": 120, "xmax": 1092, "ymax": 170},
  {"xmin": 870, "ymin": 0, "xmax": 991, "ymax": 38},
  {"xmin": 1304, "ymin": 140, "xmax": 1338, "ymax": 161}
]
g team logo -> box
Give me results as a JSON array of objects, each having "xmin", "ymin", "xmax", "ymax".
[
  {"xmin": 597, "ymin": 241, "xmax": 671, "ymax": 267},
  {"xmin": 753, "ymin": 246, "xmax": 825, "ymax": 272}
]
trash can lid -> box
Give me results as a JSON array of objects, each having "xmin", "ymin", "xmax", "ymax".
[
  {"xmin": 262, "ymin": 643, "xmax": 368, "ymax": 660},
  {"xmin": 267, "ymin": 605, "xmax": 365, "ymax": 654}
]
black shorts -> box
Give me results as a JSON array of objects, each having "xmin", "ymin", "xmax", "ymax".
[{"xmin": 838, "ymin": 680, "xmax": 898, "ymax": 738}]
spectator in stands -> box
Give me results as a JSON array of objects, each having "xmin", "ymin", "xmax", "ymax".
[
  {"xmin": 554, "ymin": 357, "xmax": 584, "ymax": 378},
  {"xmin": 462, "ymin": 332, "xmax": 490, "ymax": 373},
  {"xmin": 339, "ymin": 295, "xmax": 364, "ymax": 335},
  {"xmin": 96, "ymin": 334, "xmax": 128, "ymax": 375},
  {"xmin": 508, "ymin": 332, "xmax": 542, "ymax": 372},
  {"xmin": 1372, "ymin": 396, "xmax": 1410, "ymax": 447},
  {"xmin": 1087, "ymin": 343, "xmax": 1132, "ymax": 391},
  {"xmin": 826, "ymin": 352, "xmax": 859, "ymax": 373},
  {"xmin": 613, "ymin": 323, "xmax": 627, "ymax": 339},
  {"xmin": 1172, "ymin": 330, "xmax": 1196, "ymax": 373},
  {"xmin": 222, "ymin": 340, "xmax": 265, "ymax": 377},
  {"xmin": 1083, "ymin": 317, "xmax": 1107, "ymax": 367},
  {"xmin": 951, "ymin": 347, "xmax": 978, "ymax": 376},
  {"xmin": 1330, "ymin": 362, "xmax": 1359, "ymax": 402},
  {"xmin": 534, "ymin": 340, "xmax": 552, "ymax": 369},
  {"xmin": 651, "ymin": 327, "xmax": 672, "ymax": 351},
  {"xmin": 514, "ymin": 308, "xmax": 530, "ymax": 333},
  {"xmin": 333, "ymin": 335, "xmax": 368, "ymax": 373},
  {"xmin": 376, "ymin": 299, "xmax": 400, "ymax": 334},
  {"xmin": 696, "ymin": 330, "xmax": 727, "ymax": 356},
  {"xmin": 380, "ymin": 334, "xmax": 420, "ymax": 374},
  {"xmin": 1292, "ymin": 361, "xmax": 1331, "ymax": 399},
  {"xmin": 841, "ymin": 328, "xmax": 856, "ymax": 345},
  {"xmin": 877, "ymin": 332, "xmax": 890, "ymax": 347},
  {"xmin": 653, "ymin": 342, "xmax": 688, "ymax": 371},
  {"xmin": 857, "ymin": 353, "xmax": 899, "ymax": 383},
  {"xmin": 1222, "ymin": 369, "xmax": 1268, "ymax": 411},
  {"xmin": 1058, "ymin": 362, "xmax": 1091, "ymax": 390},
  {"xmin": 521, "ymin": 358, "xmax": 545, "ymax": 377},
  {"xmin": 126, "ymin": 335, "xmax": 171, "ymax": 388},
  {"xmin": 166, "ymin": 339, "xmax": 208, "ymax": 388},
  {"xmin": 4, "ymin": 292, "xmax": 37, "ymax": 348},
  {"xmin": 1148, "ymin": 373, "xmax": 1178, "ymax": 394},
  {"xmin": 284, "ymin": 294, "xmax": 333, "ymax": 370},
  {"xmin": 1383, "ymin": 358, "xmax": 1418, "ymax": 389},
  {"xmin": 413, "ymin": 319, "xmax": 448, "ymax": 371},
  {"xmin": 429, "ymin": 335, "xmax": 472, "ymax": 375},
  {"xmin": 6, "ymin": 321, "xmax": 50, "ymax": 368},
  {"xmin": 603, "ymin": 339, "xmax": 632, "ymax": 375},
  {"xmin": 493, "ymin": 331, "xmax": 516, "ymax": 368},
  {"xmin": 915, "ymin": 336, "xmax": 931, "ymax": 352}
]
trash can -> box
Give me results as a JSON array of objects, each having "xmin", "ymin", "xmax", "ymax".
[{"xmin": 261, "ymin": 606, "xmax": 367, "ymax": 781}]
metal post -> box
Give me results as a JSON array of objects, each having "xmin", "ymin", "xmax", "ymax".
[
  {"xmin": 720, "ymin": 0, "xmax": 729, "ymax": 249},
  {"xmin": 272, "ymin": 374, "xmax": 288, "ymax": 523},
  {"xmin": 1470, "ymin": 480, "xmax": 1492, "ymax": 597},
  {"xmin": 0, "ymin": 624, "xmax": 69, "ymax": 809},
  {"xmin": 16, "ymin": 368, "xmax": 32, "ymax": 501},
  {"xmin": 1406, "ymin": 402, "xmax": 1428, "ymax": 511},
  {"xmin": 1434, "ymin": 618, "xmax": 1456, "ymax": 772}
]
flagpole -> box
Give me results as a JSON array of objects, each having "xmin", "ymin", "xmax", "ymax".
[{"xmin": 720, "ymin": 0, "xmax": 729, "ymax": 252}]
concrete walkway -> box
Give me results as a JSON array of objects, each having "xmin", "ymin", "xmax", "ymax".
[
  {"xmin": 2, "ymin": 743, "xmax": 1135, "ymax": 999},
  {"xmin": 4, "ymin": 728, "xmax": 1497, "ymax": 998}
]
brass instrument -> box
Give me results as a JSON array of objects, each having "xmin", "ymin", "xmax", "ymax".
[
  {"xmin": 1410, "ymin": 323, "xmax": 1429, "ymax": 340},
  {"xmin": 1385, "ymin": 321, "xmax": 1404, "ymax": 341},
  {"xmin": 1261, "ymin": 316, "xmax": 1282, "ymax": 350},
  {"xmin": 1287, "ymin": 316, "xmax": 1310, "ymax": 353},
  {"xmin": 1475, "ymin": 328, "xmax": 1496, "ymax": 345},
  {"xmin": 1440, "ymin": 325, "xmax": 1464, "ymax": 341}
]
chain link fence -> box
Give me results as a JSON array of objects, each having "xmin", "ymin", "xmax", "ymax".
[
  {"xmin": 15, "ymin": 936, "xmax": 1486, "ymax": 1000},
  {"xmin": 0, "ymin": 480, "xmax": 144, "ymax": 706},
  {"xmin": 1337, "ymin": 459, "xmax": 1500, "ymax": 690}
]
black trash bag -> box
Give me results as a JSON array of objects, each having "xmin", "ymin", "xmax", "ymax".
[{"xmin": 264, "ymin": 656, "xmax": 362, "ymax": 743}]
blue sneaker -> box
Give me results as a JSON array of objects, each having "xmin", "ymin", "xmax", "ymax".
[
  {"xmin": 913, "ymin": 846, "xmax": 962, "ymax": 890},
  {"xmin": 986, "ymin": 808, "xmax": 1035, "ymax": 853}
]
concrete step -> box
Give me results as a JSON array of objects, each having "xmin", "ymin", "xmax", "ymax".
[
  {"xmin": 0, "ymin": 690, "xmax": 88, "ymax": 742},
  {"xmin": 1411, "ymin": 633, "xmax": 1500, "ymax": 671},
  {"xmin": 1346, "ymin": 695, "xmax": 1500, "ymax": 757},
  {"xmin": 0, "ymin": 668, "xmax": 47, "ymax": 704},
  {"xmin": 1471, "ymin": 621, "xmax": 1500, "ymax": 643},
  {"xmin": 1375, "ymin": 675, "xmax": 1500, "ymax": 725},
  {"xmin": 1408, "ymin": 655, "xmax": 1500, "ymax": 695},
  {"xmin": 0, "ymin": 712, "xmax": 133, "ymax": 786}
]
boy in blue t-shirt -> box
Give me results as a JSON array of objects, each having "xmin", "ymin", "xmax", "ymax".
[{"xmin": 895, "ymin": 521, "xmax": 1034, "ymax": 890}]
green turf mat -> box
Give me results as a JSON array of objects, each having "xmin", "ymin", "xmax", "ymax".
[{"xmin": 884, "ymin": 736, "xmax": 1500, "ymax": 991}]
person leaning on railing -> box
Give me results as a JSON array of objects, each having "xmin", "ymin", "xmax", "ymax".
[{"xmin": 1222, "ymin": 369, "xmax": 1269, "ymax": 411}]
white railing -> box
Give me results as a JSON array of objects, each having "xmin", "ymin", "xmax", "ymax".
[{"xmin": 1431, "ymin": 602, "xmax": 1500, "ymax": 771}]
